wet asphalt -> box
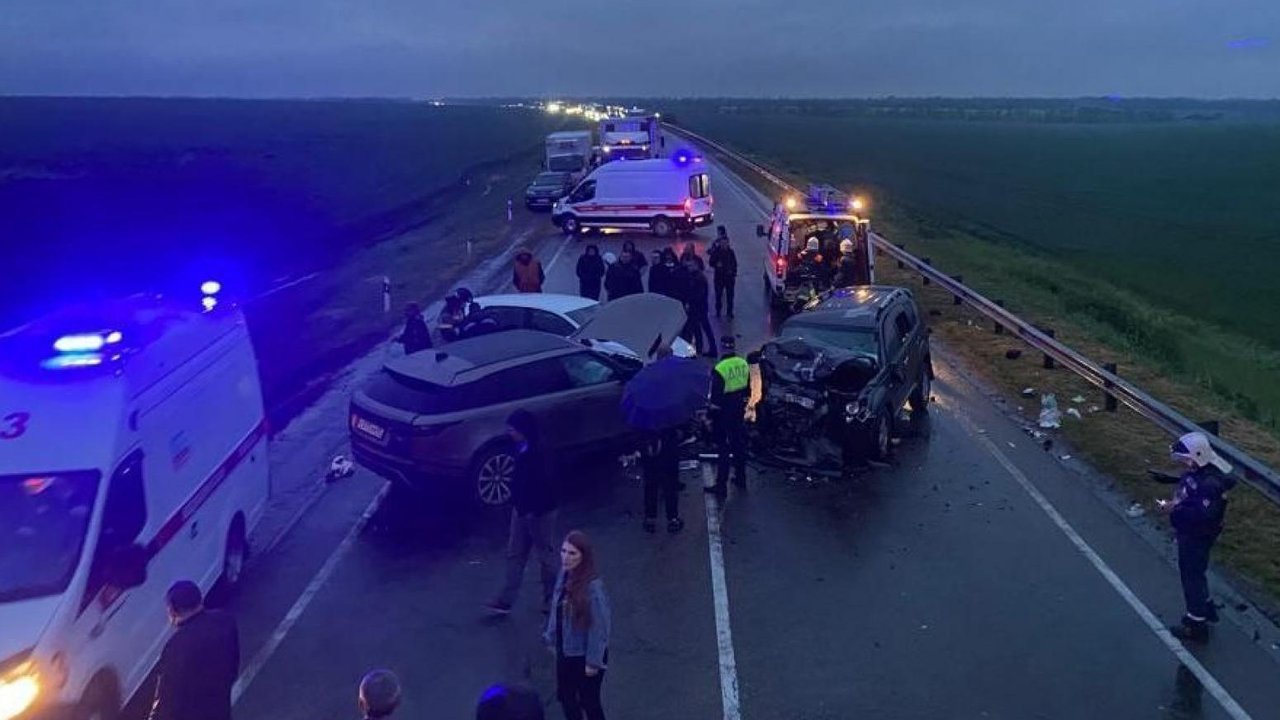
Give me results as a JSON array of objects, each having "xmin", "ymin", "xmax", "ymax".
[{"xmin": 159, "ymin": 147, "xmax": 1280, "ymax": 720}]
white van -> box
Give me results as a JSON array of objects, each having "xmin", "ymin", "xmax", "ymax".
[
  {"xmin": 0, "ymin": 294, "xmax": 269, "ymax": 720},
  {"xmin": 551, "ymin": 155, "xmax": 713, "ymax": 238}
]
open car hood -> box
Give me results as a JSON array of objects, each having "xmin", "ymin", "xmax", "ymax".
[{"xmin": 570, "ymin": 293, "xmax": 687, "ymax": 362}]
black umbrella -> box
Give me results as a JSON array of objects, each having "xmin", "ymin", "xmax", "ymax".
[{"xmin": 620, "ymin": 356, "xmax": 711, "ymax": 430}]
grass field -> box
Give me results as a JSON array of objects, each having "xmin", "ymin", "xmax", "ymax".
[
  {"xmin": 0, "ymin": 98, "xmax": 563, "ymax": 328},
  {"xmin": 663, "ymin": 103, "xmax": 1280, "ymax": 430}
]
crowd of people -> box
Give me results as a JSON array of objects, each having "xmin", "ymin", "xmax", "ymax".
[{"xmin": 577, "ymin": 226, "xmax": 739, "ymax": 357}]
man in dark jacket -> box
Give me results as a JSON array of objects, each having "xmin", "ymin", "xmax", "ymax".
[
  {"xmin": 708, "ymin": 226, "xmax": 738, "ymax": 318},
  {"xmin": 833, "ymin": 238, "xmax": 858, "ymax": 288},
  {"xmin": 576, "ymin": 244, "xmax": 606, "ymax": 300},
  {"xmin": 680, "ymin": 257, "xmax": 716, "ymax": 356},
  {"xmin": 604, "ymin": 250, "xmax": 644, "ymax": 300},
  {"xmin": 397, "ymin": 303, "xmax": 432, "ymax": 354},
  {"xmin": 149, "ymin": 581, "xmax": 239, "ymax": 720},
  {"xmin": 358, "ymin": 669, "xmax": 402, "ymax": 719},
  {"xmin": 487, "ymin": 410, "xmax": 559, "ymax": 615},
  {"xmin": 648, "ymin": 247, "xmax": 683, "ymax": 301},
  {"xmin": 1153, "ymin": 431, "xmax": 1237, "ymax": 642}
]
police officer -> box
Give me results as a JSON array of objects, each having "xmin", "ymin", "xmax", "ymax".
[
  {"xmin": 706, "ymin": 336, "xmax": 750, "ymax": 496},
  {"xmin": 1152, "ymin": 431, "xmax": 1237, "ymax": 642}
]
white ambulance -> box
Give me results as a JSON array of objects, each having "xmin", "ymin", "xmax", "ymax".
[
  {"xmin": 0, "ymin": 291, "xmax": 270, "ymax": 720},
  {"xmin": 551, "ymin": 154, "xmax": 713, "ymax": 238}
]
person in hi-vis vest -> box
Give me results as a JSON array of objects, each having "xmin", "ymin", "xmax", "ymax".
[{"xmin": 707, "ymin": 336, "xmax": 750, "ymax": 496}]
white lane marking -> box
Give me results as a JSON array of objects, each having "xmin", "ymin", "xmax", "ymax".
[
  {"xmin": 960, "ymin": 417, "xmax": 1254, "ymax": 720},
  {"xmin": 701, "ymin": 464, "xmax": 743, "ymax": 720},
  {"xmin": 543, "ymin": 234, "xmax": 574, "ymax": 274},
  {"xmin": 254, "ymin": 272, "xmax": 319, "ymax": 301},
  {"xmin": 232, "ymin": 481, "xmax": 391, "ymax": 705}
]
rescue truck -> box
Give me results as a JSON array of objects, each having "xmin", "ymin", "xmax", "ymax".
[
  {"xmin": 0, "ymin": 287, "xmax": 270, "ymax": 720},
  {"xmin": 598, "ymin": 114, "xmax": 663, "ymax": 161},
  {"xmin": 757, "ymin": 184, "xmax": 873, "ymax": 314},
  {"xmin": 552, "ymin": 152, "xmax": 712, "ymax": 237},
  {"xmin": 544, "ymin": 130, "xmax": 593, "ymax": 179}
]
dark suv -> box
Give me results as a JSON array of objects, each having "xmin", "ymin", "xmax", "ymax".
[{"xmin": 751, "ymin": 286, "xmax": 932, "ymax": 472}]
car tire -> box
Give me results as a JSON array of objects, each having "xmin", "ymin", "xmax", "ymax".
[
  {"xmin": 869, "ymin": 411, "xmax": 892, "ymax": 461},
  {"xmin": 220, "ymin": 517, "xmax": 248, "ymax": 591},
  {"xmin": 562, "ymin": 216, "xmax": 580, "ymax": 236},
  {"xmin": 909, "ymin": 360, "xmax": 932, "ymax": 415},
  {"xmin": 651, "ymin": 216, "xmax": 674, "ymax": 238},
  {"xmin": 76, "ymin": 676, "xmax": 120, "ymax": 720},
  {"xmin": 471, "ymin": 442, "xmax": 517, "ymax": 507}
]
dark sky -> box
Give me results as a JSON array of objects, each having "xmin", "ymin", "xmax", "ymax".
[{"xmin": 2, "ymin": 0, "xmax": 1277, "ymax": 98}]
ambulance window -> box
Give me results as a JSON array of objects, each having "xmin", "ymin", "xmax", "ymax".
[
  {"xmin": 570, "ymin": 180, "xmax": 596, "ymax": 203},
  {"xmin": 100, "ymin": 453, "xmax": 146, "ymax": 549},
  {"xmin": 688, "ymin": 174, "xmax": 710, "ymax": 199}
]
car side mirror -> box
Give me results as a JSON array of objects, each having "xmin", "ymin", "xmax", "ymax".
[
  {"xmin": 756, "ymin": 224, "xmax": 766, "ymax": 238},
  {"xmin": 746, "ymin": 350, "xmax": 762, "ymax": 364},
  {"xmin": 105, "ymin": 543, "xmax": 149, "ymax": 590}
]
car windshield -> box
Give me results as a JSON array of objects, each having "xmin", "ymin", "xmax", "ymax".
[
  {"xmin": 0, "ymin": 471, "xmax": 100, "ymax": 602},
  {"xmin": 779, "ymin": 321, "xmax": 878, "ymax": 357},
  {"xmin": 533, "ymin": 172, "xmax": 568, "ymax": 186},
  {"xmin": 566, "ymin": 304, "xmax": 601, "ymax": 326}
]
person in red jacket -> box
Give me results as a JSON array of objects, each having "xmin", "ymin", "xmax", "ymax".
[{"xmin": 513, "ymin": 248, "xmax": 545, "ymax": 293}]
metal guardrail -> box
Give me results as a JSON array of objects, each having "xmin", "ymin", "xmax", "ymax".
[{"xmin": 667, "ymin": 123, "xmax": 1280, "ymax": 507}]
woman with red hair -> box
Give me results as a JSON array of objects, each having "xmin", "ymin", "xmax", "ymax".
[{"xmin": 543, "ymin": 531, "xmax": 611, "ymax": 720}]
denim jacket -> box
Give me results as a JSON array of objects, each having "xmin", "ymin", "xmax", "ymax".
[{"xmin": 542, "ymin": 573, "xmax": 611, "ymax": 668}]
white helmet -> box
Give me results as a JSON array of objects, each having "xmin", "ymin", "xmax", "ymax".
[
  {"xmin": 840, "ymin": 239, "xmax": 854, "ymax": 254},
  {"xmin": 806, "ymin": 237, "xmax": 820, "ymax": 251},
  {"xmin": 603, "ymin": 251, "xmax": 618, "ymax": 265}
]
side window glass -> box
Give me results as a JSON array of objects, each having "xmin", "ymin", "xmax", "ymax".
[
  {"xmin": 560, "ymin": 353, "xmax": 619, "ymax": 387},
  {"xmin": 883, "ymin": 310, "xmax": 907, "ymax": 359},
  {"xmin": 529, "ymin": 310, "xmax": 574, "ymax": 336},
  {"xmin": 476, "ymin": 358, "xmax": 572, "ymax": 405},
  {"xmin": 895, "ymin": 306, "xmax": 914, "ymax": 338},
  {"xmin": 83, "ymin": 452, "xmax": 146, "ymax": 608},
  {"xmin": 572, "ymin": 180, "xmax": 597, "ymax": 203}
]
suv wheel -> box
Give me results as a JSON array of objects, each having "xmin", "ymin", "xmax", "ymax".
[
  {"xmin": 909, "ymin": 362, "xmax": 932, "ymax": 415},
  {"xmin": 651, "ymin": 216, "xmax": 674, "ymax": 238},
  {"xmin": 472, "ymin": 444, "xmax": 517, "ymax": 506}
]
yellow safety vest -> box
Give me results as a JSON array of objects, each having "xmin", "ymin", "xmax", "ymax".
[{"xmin": 714, "ymin": 356, "xmax": 750, "ymax": 394}]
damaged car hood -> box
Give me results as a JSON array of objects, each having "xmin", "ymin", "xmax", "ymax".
[{"xmin": 570, "ymin": 293, "xmax": 687, "ymax": 362}]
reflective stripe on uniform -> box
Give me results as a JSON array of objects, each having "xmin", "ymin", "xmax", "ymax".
[{"xmin": 714, "ymin": 356, "xmax": 750, "ymax": 394}]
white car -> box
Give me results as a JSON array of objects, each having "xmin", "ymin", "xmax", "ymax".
[
  {"xmin": 455, "ymin": 293, "xmax": 601, "ymax": 340},
  {"xmin": 454, "ymin": 293, "xmax": 698, "ymax": 358}
]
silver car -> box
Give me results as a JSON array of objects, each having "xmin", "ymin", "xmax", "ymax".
[{"xmin": 349, "ymin": 294, "xmax": 686, "ymax": 505}]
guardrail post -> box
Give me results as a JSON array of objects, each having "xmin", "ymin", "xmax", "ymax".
[
  {"xmin": 1041, "ymin": 327, "xmax": 1056, "ymax": 369},
  {"xmin": 896, "ymin": 244, "xmax": 906, "ymax": 269},
  {"xmin": 1199, "ymin": 420, "xmax": 1221, "ymax": 436},
  {"xmin": 951, "ymin": 275, "xmax": 964, "ymax": 305},
  {"xmin": 1103, "ymin": 362, "xmax": 1118, "ymax": 412},
  {"xmin": 922, "ymin": 257, "xmax": 932, "ymax": 285},
  {"xmin": 994, "ymin": 300, "xmax": 1006, "ymax": 334}
]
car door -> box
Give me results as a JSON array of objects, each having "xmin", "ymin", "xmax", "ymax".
[
  {"xmin": 72, "ymin": 451, "xmax": 162, "ymax": 703},
  {"xmin": 477, "ymin": 357, "xmax": 575, "ymax": 451},
  {"xmin": 555, "ymin": 351, "xmax": 630, "ymax": 447},
  {"xmin": 880, "ymin": 307, "xmax": 912, "ymax": 412},
  {"xmin": 895, "ymin": 300, "xmax": 926, "ymax": 391}
]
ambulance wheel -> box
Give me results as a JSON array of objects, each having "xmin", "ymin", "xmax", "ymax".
[
  {"xmin": 220, "ymin": 518, "xmax": 248, "ymax": 591},
  {"xmin": 562, "ymin": 216, "xmax": 580, "ymax": 236},
  {"xmin": 651, "ymin": 216, "xmax": 675, "ymax": 238},
  {"xmin": 76, "ymin": 676, "xmax": 121, "ymax": 720}
]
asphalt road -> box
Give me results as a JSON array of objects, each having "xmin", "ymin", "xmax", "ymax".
[{"xmin": 153, "ymin": 148, "xmax": 1280, "ymax": 720}]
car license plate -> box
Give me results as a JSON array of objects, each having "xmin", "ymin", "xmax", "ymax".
[
  {"xmin": 353, "ymin": 416, "xmax": 386, "ymax": 441},
  {"xmin": 783, "ymin": 393, "xmax": 815, "ymax": 409}
]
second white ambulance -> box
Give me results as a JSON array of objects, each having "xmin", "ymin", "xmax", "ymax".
[{"xmin": 551, "ymin": 154, "xmax": 713, "ymax": 238}]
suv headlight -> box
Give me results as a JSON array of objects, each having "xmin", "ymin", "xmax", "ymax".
[{"xmin": 0, "ymin": 661, "xmax": 40, "ymax": 720}]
